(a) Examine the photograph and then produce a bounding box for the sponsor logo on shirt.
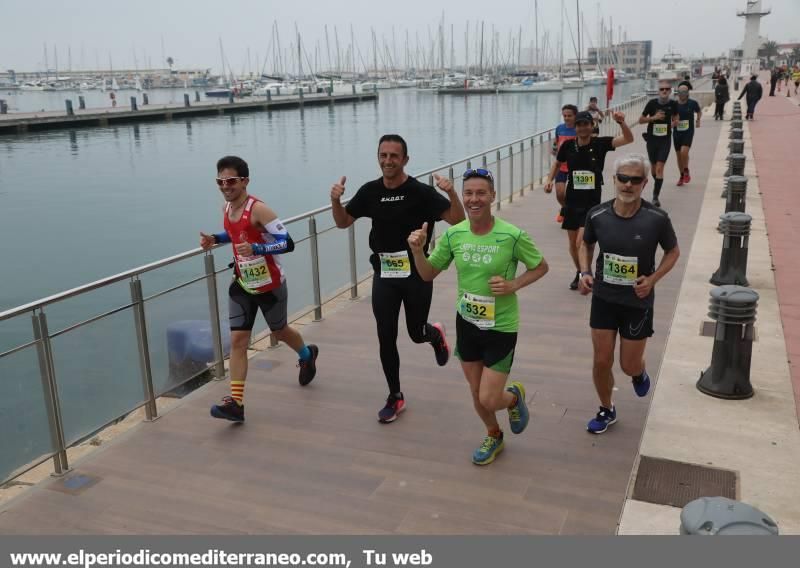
[380,196,405,203]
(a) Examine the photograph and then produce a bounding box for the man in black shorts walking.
[639,80,679,207]
[545,110,633,289]
[330,134,465,423]
[578,153,680,434]
[673,85,702,186]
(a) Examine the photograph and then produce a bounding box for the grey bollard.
[130,96,138,111]
[728,139,744,154]
[710,212,751,287]
[725,176,747,213]
[195,91,200,102]
[65,99,74,116]
[729,128,744,140]
[78,96,86,110]
[696,286,758,399]
[730,119,743,130]
[680,497,778,534]
[183,94,191,107]
[0,99,7,114]
[728,154,745,176]
[142,93,149,105]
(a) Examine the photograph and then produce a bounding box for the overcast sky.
[2,0,798,73]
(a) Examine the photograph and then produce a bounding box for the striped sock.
[230,380,245,405]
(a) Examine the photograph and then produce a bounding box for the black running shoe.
[297,344,319,386]
[210,396,245,422]
[431,322,449,366]
[569,271,580,290]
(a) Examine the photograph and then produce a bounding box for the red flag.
[606,67,615,107]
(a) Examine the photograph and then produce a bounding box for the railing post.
[482,155,487,169]
[130,279,157,421]
[520,141,526,196]
[309,217,323,321]
[428,174,437,246]
[539,134,544,184]
[530,138,535,191]
[348,224,358,299]
[547,131,553,168]
[31,310,69,477]
[508,146,514,203]
[204,254,227,378]
[496,150,502,210]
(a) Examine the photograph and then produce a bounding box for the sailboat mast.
[577,0,582,78]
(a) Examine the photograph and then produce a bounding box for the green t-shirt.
[428,217,543,333]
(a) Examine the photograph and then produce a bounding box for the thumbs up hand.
[433,173,454,194]
[408,222,429,253]
[330,176,346,202]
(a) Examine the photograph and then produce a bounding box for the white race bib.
[572,170,596,190]
[458,293,496,329]
[237,256,273,290]
[677,120,690,132]
[652,123,669,137]
[379,251,411,278]
[603,253,638,286]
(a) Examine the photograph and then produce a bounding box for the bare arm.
[544,160,561,191]
[578,240,596,295]
[330,176,356,228]
[611,111,634,148]
[651,245,680,285]
[433,174,466,225]
[408,222,441,282]
[490,259,549,295]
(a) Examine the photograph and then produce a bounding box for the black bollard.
[130,97,138,111]
[184,94,190,108]
[142,93,149,105]
[65,99,74,116]
[729,128,744,140]
[730,119,743,130]
[697,286,758,400]
[681,497,778,534]
[710,212,751,287]
[78,96,86,110]
[725,176,747,213]
[728,139,745,154]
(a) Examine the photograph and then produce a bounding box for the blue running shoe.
[298,344,320,386]
[506,382,529,434]
[632,370,651,397]
[472,433,505,465]
[587,406,616,434]
[378,393,406,423]
[211,396,245,422]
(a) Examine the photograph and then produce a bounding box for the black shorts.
[561,206,591,231]
[555,171,569,183]
[673,130,694,150]
[590,294,653,340]
[646,137,671,164]
[455,313,517,374]
[228,279,288,332]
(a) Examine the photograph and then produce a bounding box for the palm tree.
[759,41,780,67]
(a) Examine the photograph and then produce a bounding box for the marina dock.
[0,91,378,134]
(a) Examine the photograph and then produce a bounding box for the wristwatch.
[580,271,592,277]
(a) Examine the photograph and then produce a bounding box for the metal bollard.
[725,176,747,213]
[728,153,746,176]
[78,96,86,110]
[130,96,138,111]
[184,94,191,107]
[681,497,778,534]
[728,139,744,154]
[65,99,74,116]
[142,93,149,105]
[710,212,751,287]
[729,128,744,140]
[195,91,200,102]
[696,285,758,399]
[730,119,743,130]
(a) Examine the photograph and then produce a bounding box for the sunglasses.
[462,168,494,182]
[659,88,672,92]
[216,177,245,187]
[616,173,645,185]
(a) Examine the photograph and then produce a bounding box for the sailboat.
[562,0,584,89]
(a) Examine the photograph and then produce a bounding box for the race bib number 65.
[379,251,411,278]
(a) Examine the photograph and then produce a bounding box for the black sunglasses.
[616,173,645,185]
[659,87,672,92]
[462,168,494,182]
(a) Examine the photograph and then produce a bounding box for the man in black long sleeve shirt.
[738,75,763,120]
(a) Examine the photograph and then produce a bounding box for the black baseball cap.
[575,111,594,124]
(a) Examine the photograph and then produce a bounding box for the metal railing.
[0,93,648,484]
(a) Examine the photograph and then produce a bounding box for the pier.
[0,91,378,134]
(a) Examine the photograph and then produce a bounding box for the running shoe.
[297,344,319,386]
[587,406,617,434]
[472,433,505,465]
[684,171,691,184]
[676,176,685,187]
[506,382,530,434]
[569,271,580,290]
[210,396,245,422]
[378,393,406,423]
[632,370,651,397]
[431,322,450,366]
[652,197,661,208]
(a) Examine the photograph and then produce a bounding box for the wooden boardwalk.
[0,117,722,534]
[0,92,378,134]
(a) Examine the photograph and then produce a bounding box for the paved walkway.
[0,109,723,534]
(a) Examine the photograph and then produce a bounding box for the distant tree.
[791,47,800,66]
[759,41,780,67]
[166,56,174,70]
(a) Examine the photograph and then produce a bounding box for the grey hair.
[614,153,651,177]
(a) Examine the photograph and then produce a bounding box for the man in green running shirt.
[408,168,549,465]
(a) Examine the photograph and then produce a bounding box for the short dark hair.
[562,104,578,115]
[378,134,408,157]
[216,156,249,177]
[750,75,758,81]
[589,96,598,102]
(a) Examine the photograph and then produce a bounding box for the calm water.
[0,83,647,480]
